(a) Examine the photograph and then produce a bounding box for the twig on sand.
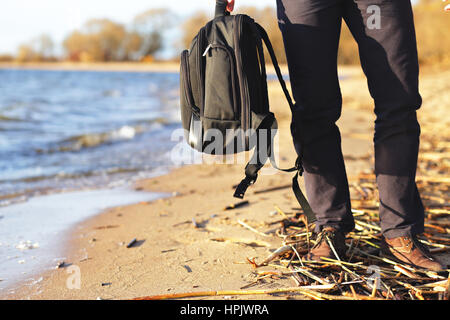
[224,201,249,211]
[126,238,137,248]
[132,284,377,301]
[237,220,270,238]
[248,245,293,268]
[274,205,289,219]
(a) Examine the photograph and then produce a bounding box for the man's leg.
[276,0,355,234]
[343,0,424,238]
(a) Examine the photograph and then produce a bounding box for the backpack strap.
[233,112,278,199]
[291,160,317,223]
[254,23,295,112]
[234,21,316,223]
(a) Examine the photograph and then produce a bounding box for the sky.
[0,0,277,56]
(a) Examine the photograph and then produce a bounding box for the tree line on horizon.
[0,8,174,63]
[0,0,448,66]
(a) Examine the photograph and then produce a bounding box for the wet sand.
[2,66,449,300]
[0,187,166,292]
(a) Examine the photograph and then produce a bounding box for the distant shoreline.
[0,61,181,73]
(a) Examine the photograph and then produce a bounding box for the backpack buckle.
[233,175,257,199]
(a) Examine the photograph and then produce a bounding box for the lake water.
[0,69,182,205]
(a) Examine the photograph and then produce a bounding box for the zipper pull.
[202,44,212,57]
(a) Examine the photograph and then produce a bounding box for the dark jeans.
[276,0,424,238]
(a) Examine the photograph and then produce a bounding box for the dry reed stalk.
[133,285,343,301]
[252,245,293,267]
[293,267,331,285]
[355,220,381,231]
[237,219,270,238]
[418,238,450,249]
[370,277,379,298]
[445,274,450,300]
[424,223,447,233]
[350,285,358,299]
[417,279,449,289]
[341,292,384,300]
[325,236,342,261]
[274,205,289,219]
[290,267,305,286]
[394,265,419,279]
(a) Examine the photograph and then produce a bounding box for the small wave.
[0,167,145,207]
[34,117,170,154]
[35,125,144,154]
[49,126,138,153]
[0,115,23,122]
[0,167,142,184]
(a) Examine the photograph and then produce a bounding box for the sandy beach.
[2,65,449,300]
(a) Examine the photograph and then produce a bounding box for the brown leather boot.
[381,235,445,271]
[303,227,347,261]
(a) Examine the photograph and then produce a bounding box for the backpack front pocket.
[203,44,239,121]
[180,50,200,134]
